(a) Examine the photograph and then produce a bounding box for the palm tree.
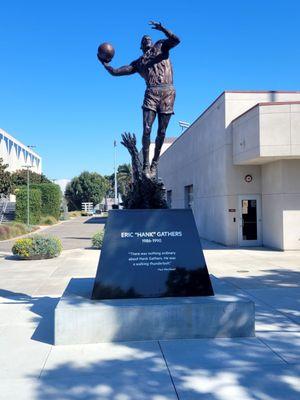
[117,163,132,197]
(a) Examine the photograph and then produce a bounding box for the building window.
[184,185,193,209]
[167,190,172,208]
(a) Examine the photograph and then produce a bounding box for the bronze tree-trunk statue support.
[120,132,168,209]
[99,21,180,208]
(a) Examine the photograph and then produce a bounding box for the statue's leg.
[150,113,172,175]
[142,109,156,173]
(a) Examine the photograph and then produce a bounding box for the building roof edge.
[231,101,300,124]
[160,91,226,159]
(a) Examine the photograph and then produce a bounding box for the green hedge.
[31,183,61,220]
[15,188,42,225]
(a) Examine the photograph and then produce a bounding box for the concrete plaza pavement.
[0,226,299,399]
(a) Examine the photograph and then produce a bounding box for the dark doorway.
[241,199,257,240]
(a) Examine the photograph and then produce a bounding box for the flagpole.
[114,140,118,206]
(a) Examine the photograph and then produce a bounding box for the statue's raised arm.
[149,21,180,51]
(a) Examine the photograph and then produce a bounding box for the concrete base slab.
[54,278,255,345]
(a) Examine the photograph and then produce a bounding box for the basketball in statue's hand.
[97,43,115,63]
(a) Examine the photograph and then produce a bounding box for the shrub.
[12,235,62,259]
[0,225,10,240]
[15,188,41,225]
[31,183,62,220]
[68,211,82,218]
[40,215,58,225]
[10,222,28,229]
[0,223,37,241]
[92,231,105,249]
[7,222,28,237]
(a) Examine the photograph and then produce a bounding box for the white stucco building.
[159,91,300,250]
[0,128,42,174]
[139,137,176,165]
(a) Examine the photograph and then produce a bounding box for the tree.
[104,164,132,199]
[11,169,51,189]
[65,171,110,210]
[117,163,132,198]
[0,158,12,196]
[104,174,114,198]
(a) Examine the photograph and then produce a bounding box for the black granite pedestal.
[92,209,214,299]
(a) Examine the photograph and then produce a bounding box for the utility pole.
[114,140,118,206]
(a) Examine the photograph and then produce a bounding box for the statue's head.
[140,35,152,52]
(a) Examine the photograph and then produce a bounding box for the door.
[238,195,262,246]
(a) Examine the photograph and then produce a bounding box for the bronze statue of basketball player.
[99,21,180,177]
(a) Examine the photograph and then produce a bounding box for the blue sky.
[1,1,300,180]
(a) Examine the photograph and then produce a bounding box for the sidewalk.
[0,242,299,399]
[0,216,106,253]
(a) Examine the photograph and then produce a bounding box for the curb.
[0,219,68,243]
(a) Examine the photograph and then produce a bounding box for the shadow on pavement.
[64,237,93,240]
[0,269,299,399]
[4,254,20,260]
[0,288,59,345]
[84,217,107,224]
[31,350,178,400]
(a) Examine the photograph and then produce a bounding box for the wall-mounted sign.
[245,174,253,183]
[228,209,236,212]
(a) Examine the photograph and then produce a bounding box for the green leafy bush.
[12,235,62,259]
[15,188,41,225]
[40,215,58,225]
[31,183,62,220]
[91,231,105,249]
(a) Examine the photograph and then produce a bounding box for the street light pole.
[22,165,33,227]
[114,140,118,206]
[27,167,30,226]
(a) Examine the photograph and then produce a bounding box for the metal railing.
[0,197,9,224]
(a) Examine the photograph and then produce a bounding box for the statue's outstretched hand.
[149,21,164,31]
[97,53,110,67]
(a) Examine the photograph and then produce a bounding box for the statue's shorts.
[142,84,175,114]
